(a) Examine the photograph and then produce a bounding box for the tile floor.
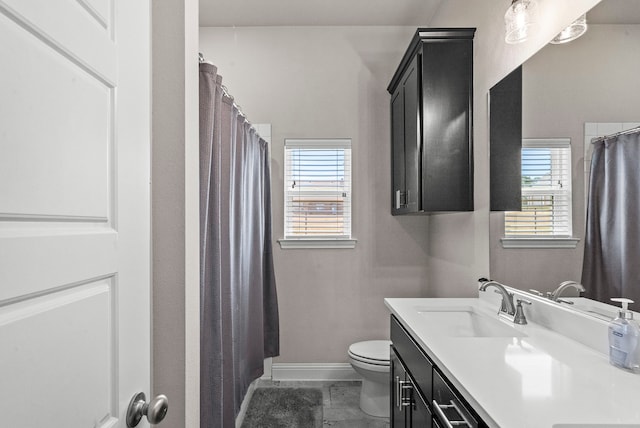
[254,379,390,427]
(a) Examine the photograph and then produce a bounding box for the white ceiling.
[199,0,443,27]
[199,0,640,27]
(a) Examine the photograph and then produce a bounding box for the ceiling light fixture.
[550,14,587,44]
[504,0,538,44]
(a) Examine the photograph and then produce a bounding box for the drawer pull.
[395,377,410,408]
[397,379,412,409]
[433,399,474,428]
[400,381,413,407]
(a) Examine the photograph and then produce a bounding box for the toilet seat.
[348,340,391,366]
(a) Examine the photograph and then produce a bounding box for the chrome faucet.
[550,280,585,303]
[479,280,516,316]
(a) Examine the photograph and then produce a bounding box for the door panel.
[391,348,407,427]
[0,12,112,218]
[0,1,150,427]
[0,280,114,426]
[410,384,432,428]
[77,0,112,30]
[391,86,405,214]
[403,55,420,213]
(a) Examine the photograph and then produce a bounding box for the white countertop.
[385,297,640,428]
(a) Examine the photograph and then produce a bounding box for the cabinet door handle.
[432,399,474,428]
[395,376,411,409]
[395,190,401,209]
[397,380,412,409]
[400,381,413,408]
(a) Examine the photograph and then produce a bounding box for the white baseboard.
[271,363,361,381]
[261,357,273,379]
[235,379,258,428]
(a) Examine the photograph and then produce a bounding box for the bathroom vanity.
[391,315,484,427]
[386,290,640,428]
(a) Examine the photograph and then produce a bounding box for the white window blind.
[284,139,352,239]
[505,139,572,237]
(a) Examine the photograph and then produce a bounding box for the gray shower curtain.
[582,130,640,312]
[199,62,279,428]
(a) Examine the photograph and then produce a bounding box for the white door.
[0,1,152,427]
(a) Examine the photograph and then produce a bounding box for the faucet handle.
[514,299,532,325]
[529,289,551,298]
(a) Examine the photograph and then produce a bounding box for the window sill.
[501,237,580,249]
[278,238,357,249]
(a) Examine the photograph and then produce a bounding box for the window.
[502,138,578,248]
[280,139,355,249]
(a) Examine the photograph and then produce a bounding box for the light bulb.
[550,14,587,44]
[505,0,538,44]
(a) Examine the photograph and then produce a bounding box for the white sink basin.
[417,306,526,338]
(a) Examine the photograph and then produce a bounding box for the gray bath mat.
[241,387,323,428]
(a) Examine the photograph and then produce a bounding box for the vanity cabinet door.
[409,383,432,428]
[391,347,433,428]
[390,316,433,404]
[390,348,409,428]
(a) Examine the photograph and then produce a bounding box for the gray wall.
[198,1,599,365]
[200,26,431,363]
[490,24,640,292]
[152,0,200,426]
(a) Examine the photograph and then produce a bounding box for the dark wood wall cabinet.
[390,315,487,428]
[489,66,523,212]
[388,28,475,215]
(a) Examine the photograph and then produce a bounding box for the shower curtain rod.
[198,53,249,119]
[198,54,267,140]
[592,125,640,143]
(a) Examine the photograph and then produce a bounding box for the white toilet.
[348,340,392,418]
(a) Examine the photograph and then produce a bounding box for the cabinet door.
[391,55,421,215]
[409,379,432,428]
[489,65,522,211]
[390,348,408,427]
[391,85,406,215]
[403,54,421,213]
[421,39,473,211]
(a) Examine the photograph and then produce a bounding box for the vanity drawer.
[391,315,433,404]
[432,368,478,428]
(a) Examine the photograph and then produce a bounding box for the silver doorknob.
[126,392,168,427]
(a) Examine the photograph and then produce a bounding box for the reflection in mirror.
[489,0,640,308]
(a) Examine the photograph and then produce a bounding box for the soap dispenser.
[608,298,640,373]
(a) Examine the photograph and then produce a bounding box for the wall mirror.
[488,0,640,309]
